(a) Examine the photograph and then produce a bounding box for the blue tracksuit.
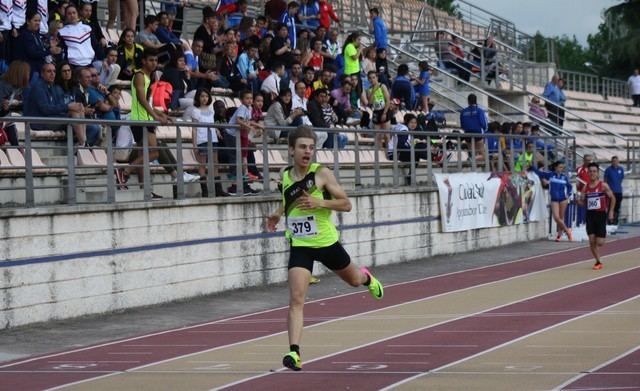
[604,165,624,193]
[460,105,487,134]
[532,166,572,202]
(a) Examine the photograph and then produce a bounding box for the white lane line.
[186,330,270,333]
[3,242,597,370]
[526,345,614,349]
[122,344,208,348]
[553,345,640,391]
[384,353,432,356]
[331,361,430,365]
[388,345,478,348]
[379,294,640,391]
[433,330,518,333]
[42,248,640,391]
[46,361,140,364]
[106,352,152,355]
[214,265,640,391]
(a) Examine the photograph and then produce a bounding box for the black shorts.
[586,210,607,238]
[289,241,351,273]
[131,126,157,144]
[372,109,389,125]
[460,133,483,143]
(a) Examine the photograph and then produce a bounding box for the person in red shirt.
[578,162,615,270]
[575,154,593,226]
[318,0,342,30]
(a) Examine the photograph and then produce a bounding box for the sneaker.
[243,183,260,195]
[282,351,302,371]
[555,232,562,242]
[115,168,129,190]
[182,172,200,183]
[309,275,320,284]
[151,192,163,200]
[247,172,261,181]
[227,184,238,196]
[361,267,384,300]
[592,263,603,270]
[566,228,573,242]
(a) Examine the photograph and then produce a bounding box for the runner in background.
[578,162,615,270]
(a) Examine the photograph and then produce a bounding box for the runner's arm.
[603,183,616,220]
[316,167,351,212]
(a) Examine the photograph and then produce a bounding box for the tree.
[421,0,458,16]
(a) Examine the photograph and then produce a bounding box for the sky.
[458,0,623,46]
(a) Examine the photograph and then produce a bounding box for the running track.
[1,236,639,391]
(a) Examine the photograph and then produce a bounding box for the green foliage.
[422,0,458,16]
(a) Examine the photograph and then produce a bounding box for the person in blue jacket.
[529,160,573,241]
[460,93,487,161]
[604,156,624,224]
[369,7,387,50]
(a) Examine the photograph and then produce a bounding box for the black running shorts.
[586,210,607,238]
[289,241,351,273]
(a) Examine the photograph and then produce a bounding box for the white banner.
[434,172,546,232]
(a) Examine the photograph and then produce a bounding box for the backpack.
[148,80,173,113]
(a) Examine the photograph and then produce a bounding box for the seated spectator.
[450,35,471,82]
[59,5,96,67]
[135,15,173,63]
[79,2,107,61]
[319,87,346,149]
[188,39,228,90]
[155,11,190,53]
[264,0,286,27]
[161,53,193,111]
[514,142,541,172]
[116,28,144,81]
[324,28,340,66]
[98,47,121,86]
[301,66,315,97]
[388,113,430,182]
[529,124,555,159]
[217,41,241,89]
[236,43,261,93]
[14,11,61,80]
[470,36,498,84]
[188,91,229,197]
[485,121,503,171]
[331,78,359,125]
[435,31,455,70]
[306,39,325,72]
[193,7,224,56]
[55,61,78,105]
[361,46,377,82]
[260,61,285,105]
[74,67,102,146]
[391,64,415,110]
[312,68,332,91]
[24,63,86,145]
[259,32,274,69]
[288,61,303,90]
[0,60,30,147]
[269,23,294,68]
[528,96,547,125]
[264,88,305,141]
[459,93,487,161]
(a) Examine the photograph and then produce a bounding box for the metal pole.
[66,124,76,205]
[333,131,340,181]
[235,129,243,195]
[207,127,215,198]
[374,134,380,186]
[106,126,115,203]
[175,124,185,199]
[24,122,34,207]
[354,131,361,187]
[142,126,151,202]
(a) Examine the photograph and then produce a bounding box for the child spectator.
[415,60,430,114]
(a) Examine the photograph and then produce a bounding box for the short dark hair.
[288,1,299,9]
[144,15,157,27]
[369,7,379,15]
[239,89,253,99]
[288,125,317,147]
[404,113,416,124]
[588,162,600,170]
[611,155,619,161]
[397,64,409,76]
[157,11,168,19]
[142,48,158,60]
[468,93,477,105]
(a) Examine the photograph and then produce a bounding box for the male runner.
[578,162,615,270]
[266,125,384,371]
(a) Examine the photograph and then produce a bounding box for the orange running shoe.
[592,263,603,270]
[566,229,573,242]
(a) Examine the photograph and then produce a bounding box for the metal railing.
[0,116,573,209]
[558,70,630,98]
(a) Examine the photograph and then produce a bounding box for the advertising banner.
[434,172,546,232]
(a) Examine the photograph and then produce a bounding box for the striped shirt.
[0,0,13,32]
[59,22,95,66]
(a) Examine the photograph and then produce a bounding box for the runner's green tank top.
[130,71,153,121]
[368,85,386,111]
[282,163,339,248]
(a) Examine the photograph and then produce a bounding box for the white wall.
[2,180,638,329]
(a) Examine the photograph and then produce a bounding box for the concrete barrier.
[2,180,638,329]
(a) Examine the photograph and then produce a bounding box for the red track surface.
[1,237,638,391]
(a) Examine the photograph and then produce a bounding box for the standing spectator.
[361,46,377,84]
[460,93,487,160]
[628,68,640,107]
[306,39,324,72]
[325,28,341,66]
[557,77,567,127]
[193,7,222,56]
[225,89,262,195]
[342,32,362,90]
[0,0,12,69]
[366,70,391,148]
[270,23,294,68]
[415,60,430,113]
[120,0,138,31]
[160,53,192,110]
[0,60,30,146]
[375,48,391,86]
[318,87,346,148]
[369,7,387,50]
[188,91,228,197]
[318,0,341,30]
[298,0,319,30]
[576,154,593,226]
[280,1,299,49]
[604,156,624,225]
[542,74,562,130]
[79,2,106,61]
[59,5,95,67]
[226,0,248,29]
[391,63,415,110]
[24,63,87,145]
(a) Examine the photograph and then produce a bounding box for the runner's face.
[588,167,599,181]
[291,137,315,168]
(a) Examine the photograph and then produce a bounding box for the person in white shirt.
[260,62,285,103]
[292,80,328,146]
[628,68,640,107]
[59,5,95,67]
